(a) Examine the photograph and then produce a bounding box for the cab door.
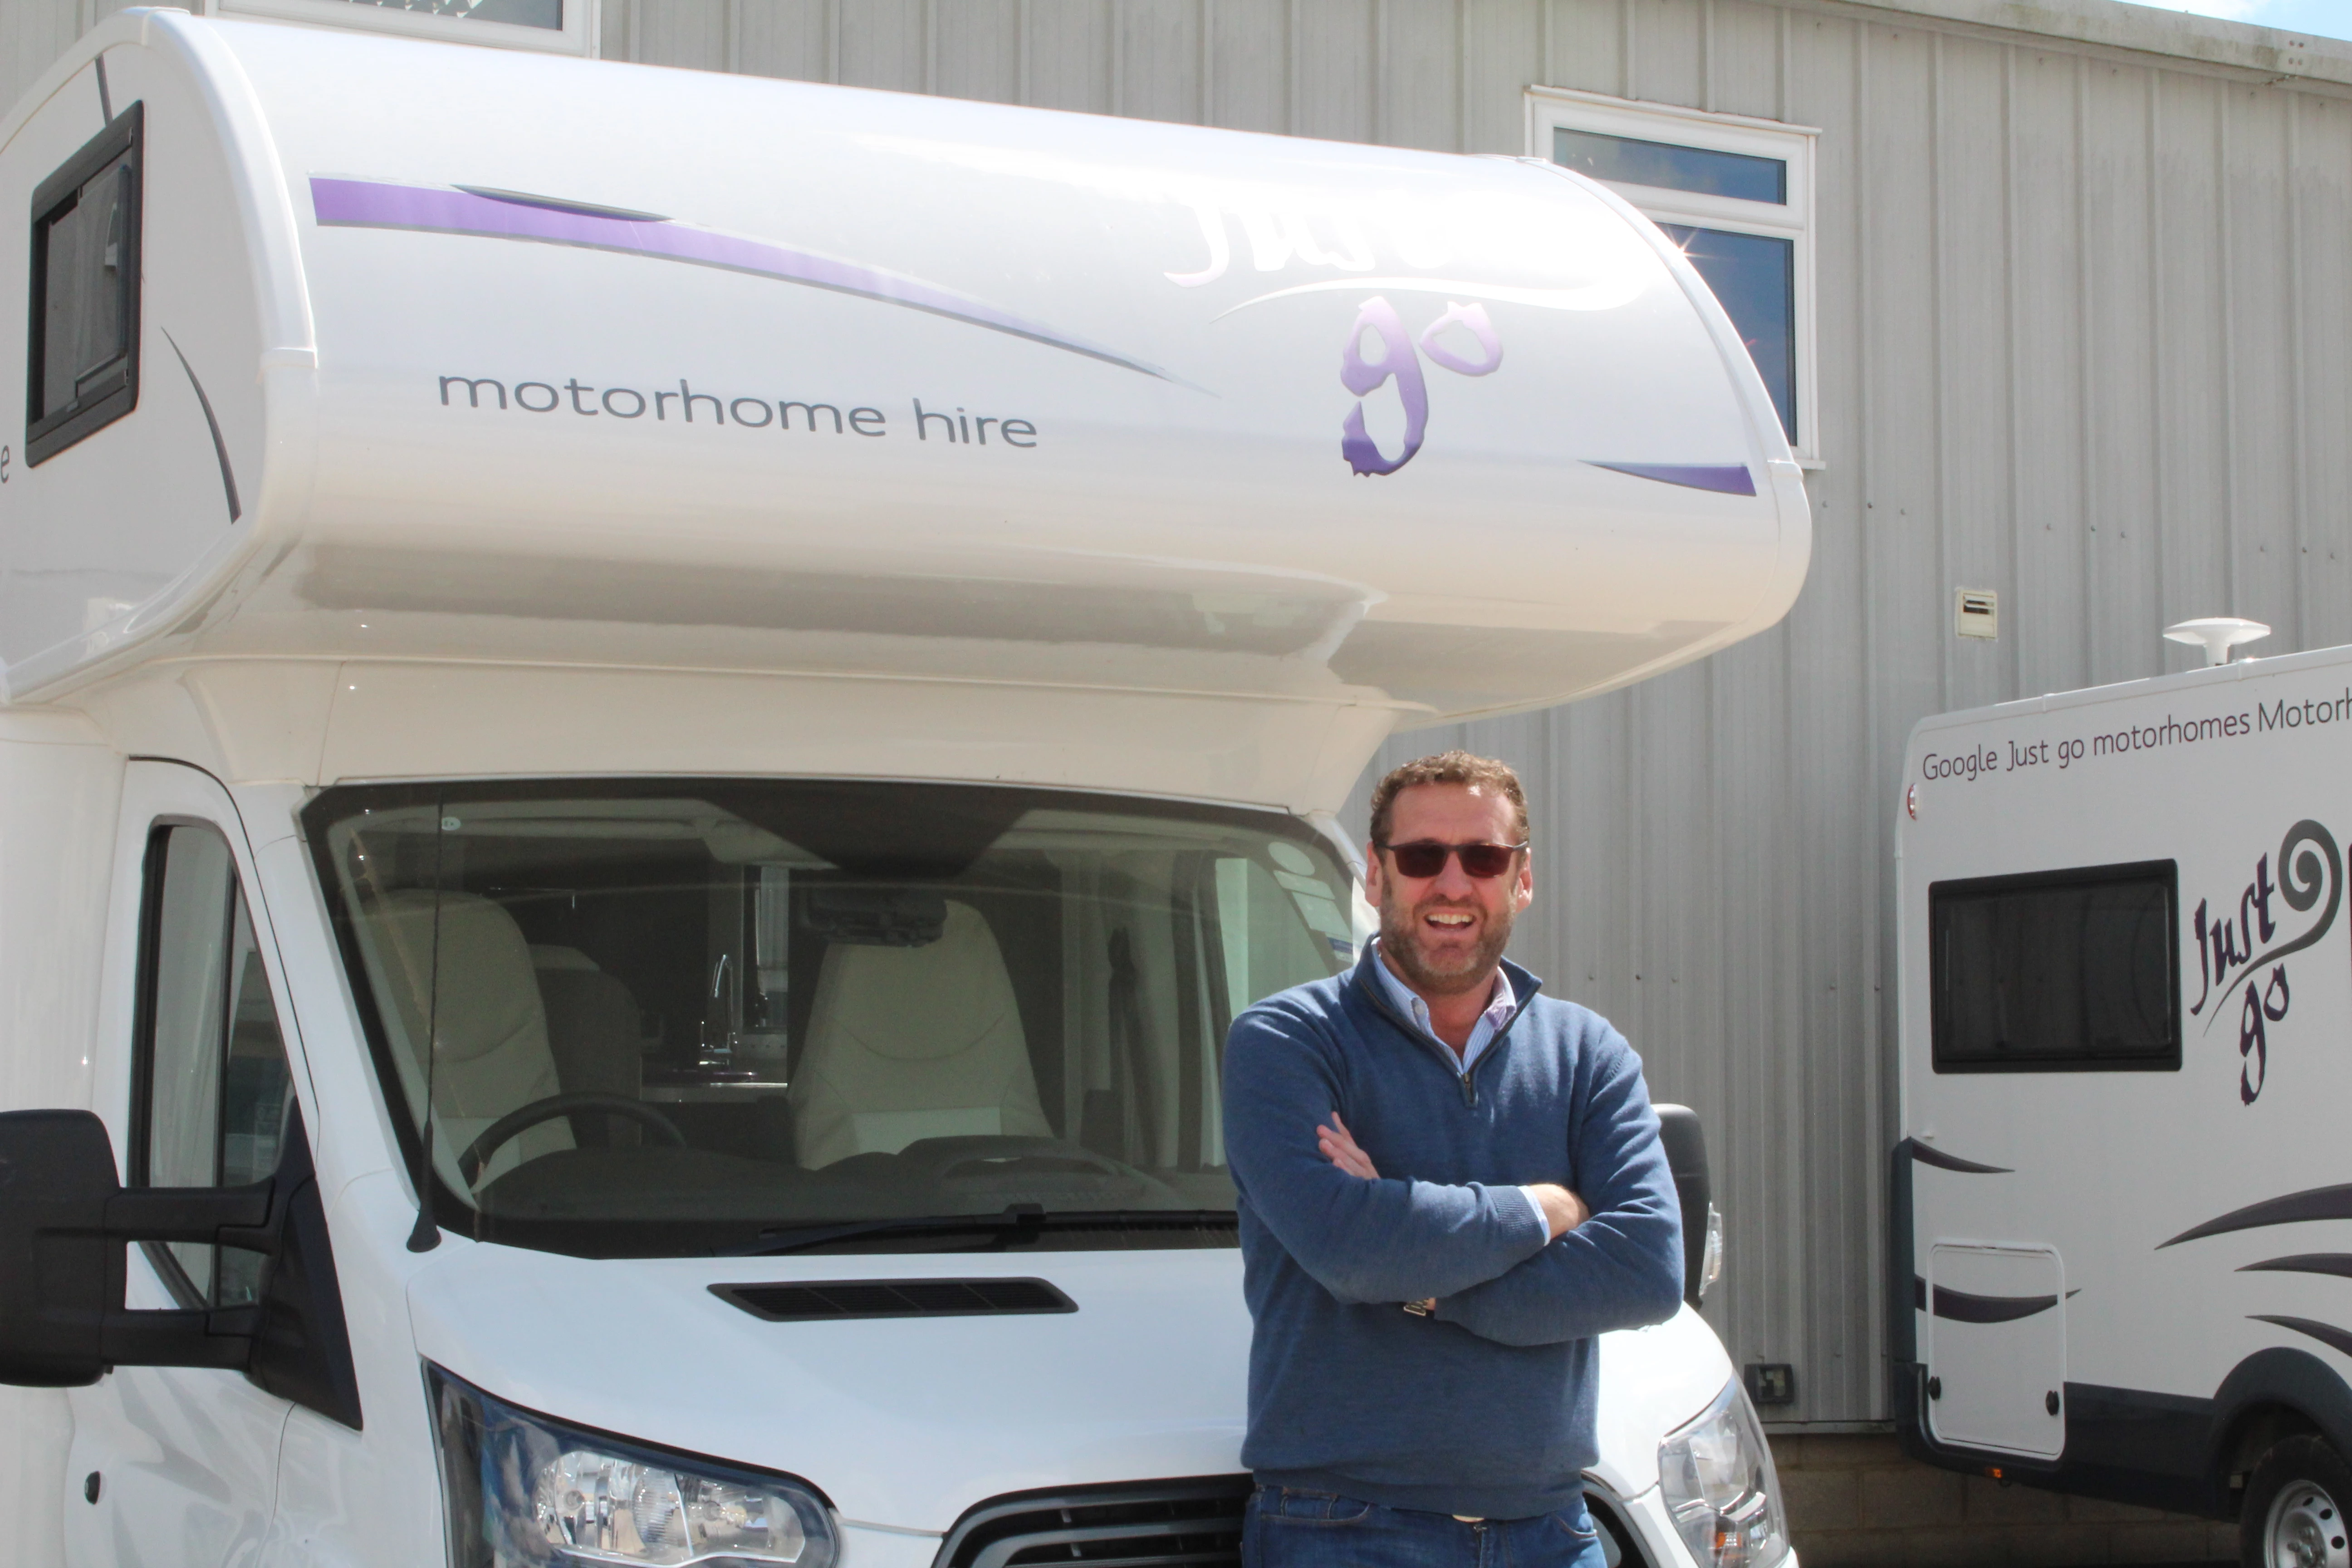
[63,762,307,1568]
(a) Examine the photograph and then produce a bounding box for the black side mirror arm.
[108,1181,274,1244]
[99,1180,275,1369]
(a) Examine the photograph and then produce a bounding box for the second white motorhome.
[0,12,1808,1568]
[1897,637,2352,1567]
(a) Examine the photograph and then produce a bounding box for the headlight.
[1656,1377,1787,1568]
[429,1364,839,1568]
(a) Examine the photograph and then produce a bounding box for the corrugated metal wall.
[8,0,2351,1427]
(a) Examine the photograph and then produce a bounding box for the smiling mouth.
[1425,911,1477,929]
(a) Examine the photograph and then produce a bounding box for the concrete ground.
[1769,1434,2239,1567]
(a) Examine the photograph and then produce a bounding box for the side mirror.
[0,1109,271,1385]
[1654,1104,1724,1308]
[0,1109,360,1427]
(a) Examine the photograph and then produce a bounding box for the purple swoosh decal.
[2251,1314,2352,1361]
[309,176,1173,381]
[1586,461,1756,496]
[1908,1143,2012,1175]
[2160,1182,2352,1248]
[456,186,671,222]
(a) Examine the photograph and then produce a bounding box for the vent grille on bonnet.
[935,1478,1252,1568]
[710,1277,1075,1322]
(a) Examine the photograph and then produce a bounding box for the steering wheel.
[460,1092,686,1185]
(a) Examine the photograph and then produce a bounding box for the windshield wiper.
[722,1205,1237,1257]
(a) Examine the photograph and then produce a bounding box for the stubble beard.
[1378,884,1516,997]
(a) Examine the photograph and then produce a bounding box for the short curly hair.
[1367,751,1529,848]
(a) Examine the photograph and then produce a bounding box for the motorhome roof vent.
[934,1476,1252,1568]
[2164,617,2271,667]
[710,1276,1074,1322]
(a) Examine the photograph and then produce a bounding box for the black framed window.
[27,102,142,466]
[1930,860,2180,1073]
[128,823,298,1308]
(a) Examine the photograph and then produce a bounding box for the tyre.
[2243,1435,2352,1568]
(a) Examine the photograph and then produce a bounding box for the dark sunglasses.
[1376,840,1528,879]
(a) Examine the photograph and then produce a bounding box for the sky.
[2165,1,2352,39]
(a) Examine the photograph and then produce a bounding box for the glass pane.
[313,783,1358,1255]
[322,0,562,28]
[1215,854,1347,1022]
[1657,223,1796,445]
[1553,127,1786,204]
[37,154,133,420]
[1932,867,2176,1070]
[144,826,236,1289]
[217,888,296,1307]
[139,825,299,1305]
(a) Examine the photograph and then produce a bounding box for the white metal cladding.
[10,0,2352,1428]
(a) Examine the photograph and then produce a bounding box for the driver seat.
[791,900,1050,1166]
[367,890,573,1186]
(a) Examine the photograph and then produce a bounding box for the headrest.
[816,901,1015,1063]
[369,890,548,1065]
[529,944,602,972]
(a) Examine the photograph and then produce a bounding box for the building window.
[1526,88,1817,464]
[1929,862,2180,1074]
[27,103,141,467]
[211,0,594,56]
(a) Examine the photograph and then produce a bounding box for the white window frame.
[194,0,596,57]
[1525,86,1820,467]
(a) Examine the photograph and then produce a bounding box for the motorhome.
[1896,630,2352,1565]
[0,12,1809,1568]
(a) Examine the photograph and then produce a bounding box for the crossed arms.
[1318,1111,1583,1313]
[1222,1006,1685,1347]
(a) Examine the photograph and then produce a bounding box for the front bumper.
[1592,1481,1799,1568]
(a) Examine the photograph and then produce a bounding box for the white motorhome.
[0,13,1809,1568]
[1896,636,2352,1564]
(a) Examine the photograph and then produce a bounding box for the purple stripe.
[2251,1314,2352,1362]
[309,176,1171,380]
[1586,461,1756,496]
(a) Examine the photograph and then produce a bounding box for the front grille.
[935,1477,1253,1568]
[711,1277,1075,1322]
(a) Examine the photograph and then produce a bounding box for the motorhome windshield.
[303,780,1355,1257]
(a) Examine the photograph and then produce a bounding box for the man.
[1221,750,1684,1568]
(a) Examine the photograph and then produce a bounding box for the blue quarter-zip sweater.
[1222,947,1684,1520]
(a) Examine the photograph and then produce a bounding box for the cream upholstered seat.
[529,944,643,1107]
[790,899,1050,1167]
[367,889,572,1185]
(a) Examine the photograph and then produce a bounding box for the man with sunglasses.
[1222,751,1684,1568]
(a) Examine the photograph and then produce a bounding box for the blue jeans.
[1242,1487,1608,1568]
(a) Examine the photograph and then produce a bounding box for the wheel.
[459,1092,686,1185]
[2243,1435,2352,1568]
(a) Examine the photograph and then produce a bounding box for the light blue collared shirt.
[1368,940,1520,1077]
[1367,941,1550,1237]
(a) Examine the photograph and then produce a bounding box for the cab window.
[132,823,298,1307]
